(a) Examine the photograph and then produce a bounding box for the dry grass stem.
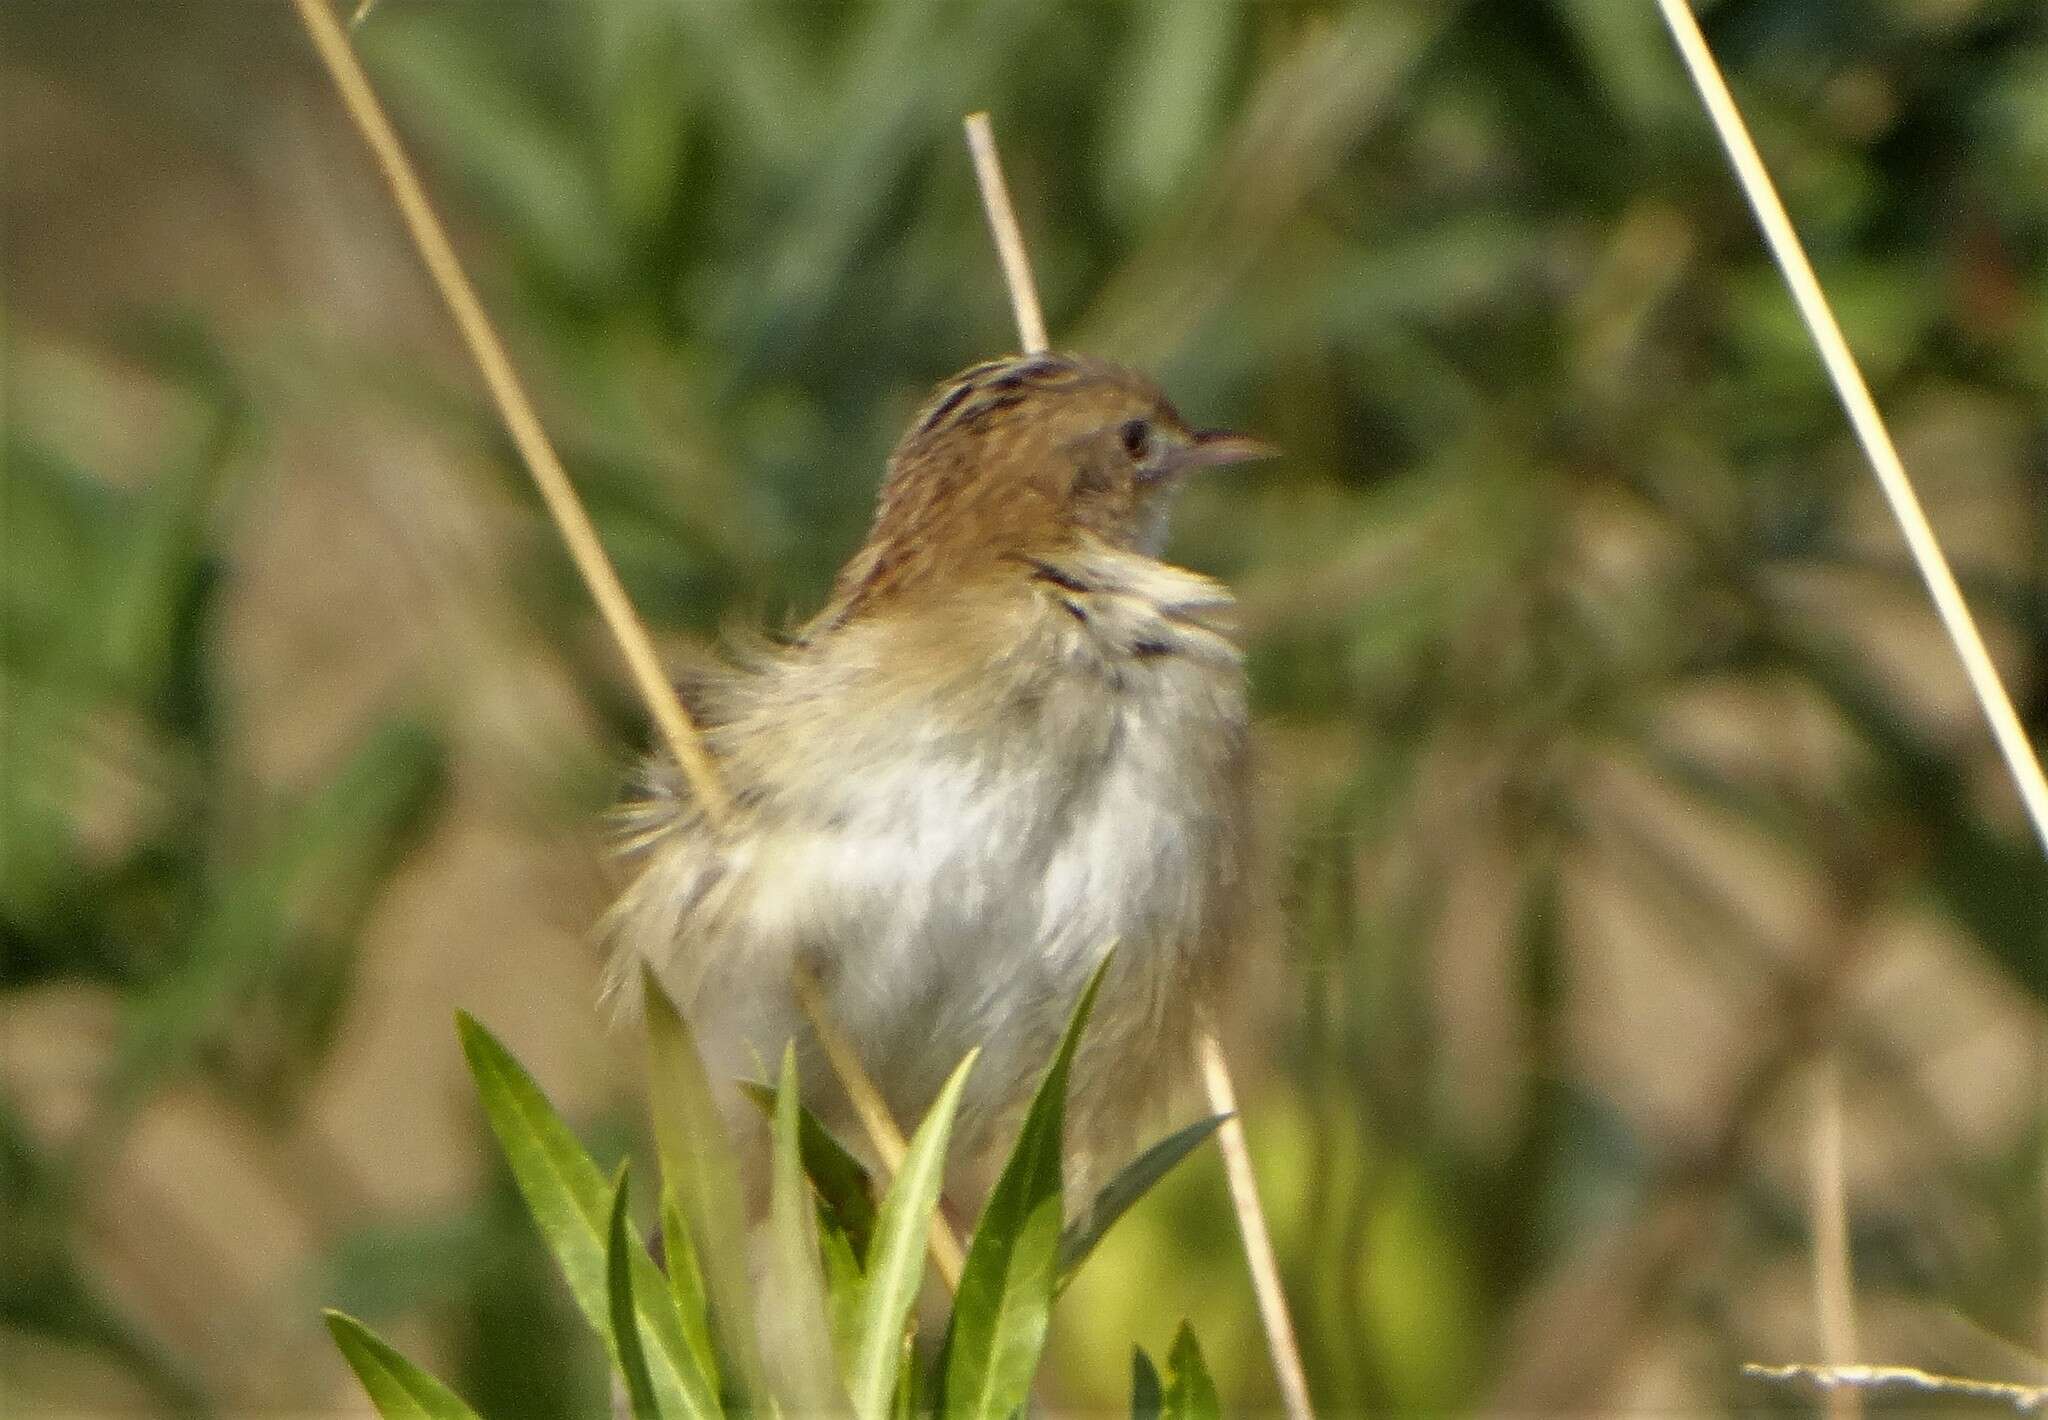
[1655,0,2048,858]
[292,0,959,1283]
[1745,1363,2048,1413]
[964,112,1315,1420]
[963,113,1049,355]
[1200,1032,1317,1420]
[289,0,729,825]
[1811,1058,1862,1420]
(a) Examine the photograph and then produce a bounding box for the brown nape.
[813,353,1209,628]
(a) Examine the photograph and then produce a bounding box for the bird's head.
[824,353,1271,621]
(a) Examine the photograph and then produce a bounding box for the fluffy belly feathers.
[610,562,1249,1170]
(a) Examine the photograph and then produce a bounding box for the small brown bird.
[607,352,1269,1183]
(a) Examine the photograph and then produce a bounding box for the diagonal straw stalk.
[963,108,1316,1420]
[288,0,959,1282]
[289,0,725,823]
[1656,0,2048,1397]
[1655,0,2048,860]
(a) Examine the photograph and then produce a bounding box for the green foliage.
[937,957,1105,1419]
[1131,1346,1165,1419]
[1129,1325,1221,1420]
[1162,1324,1223,1420]
[764,1045,841,1413]
[1057,1114,1230,1292]
[844,1050,973,1420]
[457,1014,717,1418]
[327,1312,484,1420]
[737,1081,879,1254]
[642,965,761,1404]
[338,968,1223,1417]
[607,1169,667,1420]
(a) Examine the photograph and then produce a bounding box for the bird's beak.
[1178,429,1278,470]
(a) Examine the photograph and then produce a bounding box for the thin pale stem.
[1811,1058,1862,1420]
[1201,1034,1316,1420]
[291,0,956,1286]
[964,113,1050,355]
[964,108,1314,1419]
[289,0,729,826]
[1655,0,2048,859]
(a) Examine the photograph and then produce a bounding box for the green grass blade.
[939,953,1112,1420]
[889,1324,920,1420]
[658,1187,718,1397]
[456,1011,611,1314]
[846,1048,978,1420]
[768,1045,846,1413]
[1130,1346,1164,1420]
[642,967,766,1404]
[324,1310,483,1420]
[736,1078,879,1257]
[1056,1114,1229,1291]
[1162,1323,1221,1420]
[456,1012,717,1419]
[816,1209,867,1380]
[608,1167,667,1420]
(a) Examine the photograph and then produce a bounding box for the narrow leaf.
[737,1078,879,1257]
[890,1326,920,1420]
[817,1209,868,1380]
[1130,1347,1164,1420]
[1057,1114,1229,1290]
[767,1045,846,1413]
[608,1168,667,1420]
[847,1049,978,1420]
[658,1188,718,1396]
[940,952,1113,1419]
[324,1311,483,1420]
[1162,1323,1221,1420]
[457,1013,716,1418]
[643,966,765,1403]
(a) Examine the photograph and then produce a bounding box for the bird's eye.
[1119,418,1153,461]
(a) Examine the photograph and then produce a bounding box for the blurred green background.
[5,0,2047,1413]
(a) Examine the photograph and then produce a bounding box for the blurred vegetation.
[4,0,2047,1414]
[2,311,447,1412]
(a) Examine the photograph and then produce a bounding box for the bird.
[605,351,1270,1189]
